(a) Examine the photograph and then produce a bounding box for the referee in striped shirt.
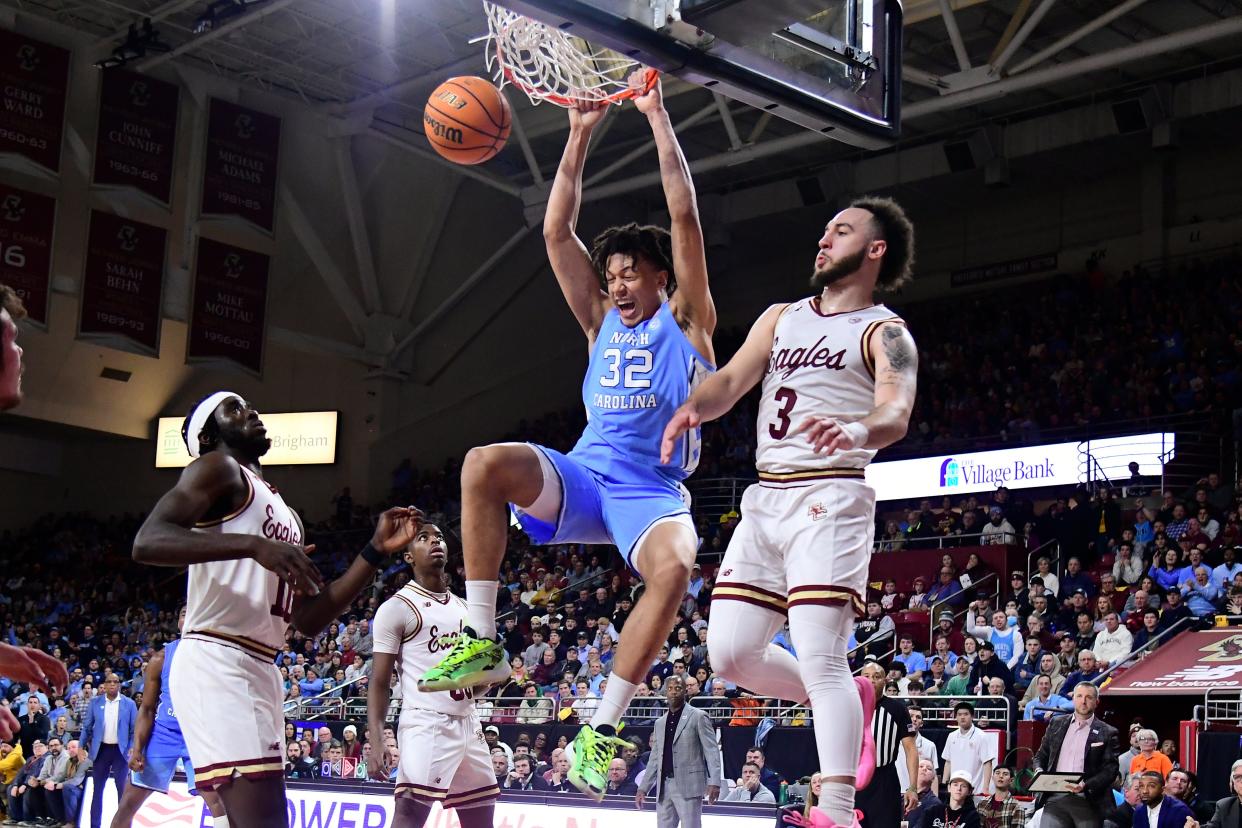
[857,661,919,828]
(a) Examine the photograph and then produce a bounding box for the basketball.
[423,76,511,165]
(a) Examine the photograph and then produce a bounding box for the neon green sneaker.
[563,724,630,801]
[416,627,510,692]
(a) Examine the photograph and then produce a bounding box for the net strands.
[481,1,658,106]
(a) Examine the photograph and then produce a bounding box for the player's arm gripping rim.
[365,649,398,781]
[128,650,165,772]
[634,72,717,352]
[132,452,324,594]
[793,322,918,453]
[660,303,787,463]
[543,99,610,344]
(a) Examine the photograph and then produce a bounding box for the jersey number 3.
[599,348,653,389]
[769,387,798,439]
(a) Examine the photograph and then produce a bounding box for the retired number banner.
[0,29,70,172]
[187,237,269,375]
[78,211,166,355]
[93,70,180,204]
[0,183,55,326]
[201,98,280,231]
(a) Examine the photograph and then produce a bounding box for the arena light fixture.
[94,18,171,69]
[193,0,270,35]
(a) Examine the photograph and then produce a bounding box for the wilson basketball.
[424,76,512,165]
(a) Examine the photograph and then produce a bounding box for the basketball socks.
[465,580,499,639]
[591,675,640,730]
[212,816,230,828]
[816,782,856,826]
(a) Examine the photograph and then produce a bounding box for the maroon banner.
[0,183,55,326]
[93,70,180,204]
[201,99,280,231]
[187,237,269,375]
[78,211,166,355]
[0,29,70,172]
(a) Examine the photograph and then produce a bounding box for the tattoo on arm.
[881,325,914,373]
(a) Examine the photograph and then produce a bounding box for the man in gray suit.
[636,675,723,828]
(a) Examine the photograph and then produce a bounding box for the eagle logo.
[1199,634,1242,663]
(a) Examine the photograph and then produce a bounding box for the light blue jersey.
[575,302,713,479]
[154,639,181,737]
[132,639,198,794]
[514,301,713,568]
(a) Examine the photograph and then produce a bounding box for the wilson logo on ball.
[424,114,464,145]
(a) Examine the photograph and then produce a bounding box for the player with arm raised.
[662,198,918,828]
[419,73,716,801]
[132,391,420,827]
[367,523,498,828]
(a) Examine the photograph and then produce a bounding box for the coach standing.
[81,672,135,828]
[637,675,722,828]
[1032,681,1118,828]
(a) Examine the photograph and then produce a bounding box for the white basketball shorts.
[396,707,499,809]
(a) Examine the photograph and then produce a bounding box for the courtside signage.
[83,780,777,828]
[865,432,1174,502]
[154,411,338,467]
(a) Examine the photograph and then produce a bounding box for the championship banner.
[0,28,70,172]
[78,210,166,355]
[0,183,56,326]
[200,98,280,231]
[187,236,269,375]
[93,69,180,204]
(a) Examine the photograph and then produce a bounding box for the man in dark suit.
[80,672,136,828]
[1134,771,1193,828]
[1033,681,1120,828]
[637,675,722,828]
[1190,758,1242,828]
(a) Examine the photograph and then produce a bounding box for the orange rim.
[494,36,658,106]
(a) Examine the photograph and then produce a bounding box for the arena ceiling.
[5,0,1241,194]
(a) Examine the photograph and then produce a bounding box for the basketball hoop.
[479,1,658,107]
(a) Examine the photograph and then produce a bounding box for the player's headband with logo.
[182,390,241,459]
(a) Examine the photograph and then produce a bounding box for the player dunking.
[109,607,227,828]
[662,198,918,828]
[368,523,498,828]
[419,73,716,800]
[133,391,420,827]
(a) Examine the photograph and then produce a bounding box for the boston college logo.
[234,113,255,140]
[808,502,828,521]
[16,44,39,72]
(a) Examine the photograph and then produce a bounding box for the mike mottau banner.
[187,236,270,375]
[0,28,70,173]
[93,69,180,204]
[0,183,56,327]
[78,210,167,356]
[201,98,281,232]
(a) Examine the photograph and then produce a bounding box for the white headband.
[183,390,240,458]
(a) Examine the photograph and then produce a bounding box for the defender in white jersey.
[662,198,919,828]
[368,523,498,828]
[133,391,420,827]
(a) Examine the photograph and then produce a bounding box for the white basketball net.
[480,1,655,106]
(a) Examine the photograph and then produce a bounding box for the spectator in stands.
[1098,573,1126,614]
[1073,612,1099,653]
[943,656,973,696]
[1023,674,1073,721]
[285,741,317,779]
[1108,772,1144,828]
[896,707,939,798]
[967,610,1023,669]
[5,739,46,825]
[1167,769,1214,822]
[942,702,995,796]
[16,697,48,757]
[50,738,90,824]
[1114,542,1146,588]
[924,770,981,828]
[722,762,775,804]
[604,758,638,797]
[924,657,948,695]
[976,765,1025,828]
[932,635,960,670]
[906,759,941,828]
[1151,548,1184,593]
[1056,635,1079,675]
[1124,587,1161,625]
[1130,730,1173,780]
[1013,636,1045,694]
[928,567,966,610]
[503,754,549,791]
[1188,757,1242,828]
[1032,682,1119,828]
[969,641,1014,695]
[879,579,904,612]
[1027,615,1057,653]
[1060,650,1102,697]
[1159,589,1194,633]
[1035,558,1060,602]
[1134,769,1194,827]
[516,683,553,724]
[894,635,928,682]
[961,636,980,666]
[854,601,896,660]
[982,509,1017,546]
[1093,612,1134,670]
[1182,566,1223,617]
[1213,547,1242,591]
[743,747,781,800]
[878,521,905,552]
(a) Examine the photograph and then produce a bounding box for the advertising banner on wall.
[93,69,180,204]
[154,411,338,467]
[186,236,270,375]
[77,210,166,355]
[201,98,280,231]
[0,28,70,172]
[1103,630,1242,695]
[0,183,55,326]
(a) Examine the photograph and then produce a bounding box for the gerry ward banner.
[78,211,166,355]
[187,236,269,375]
[0,183,55,326]
[201,98,280,231]
[93,69,180,204]
[0,28,70,172]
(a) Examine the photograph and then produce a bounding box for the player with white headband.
[133,391,422,826]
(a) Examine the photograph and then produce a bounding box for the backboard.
[493,0,903,149]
